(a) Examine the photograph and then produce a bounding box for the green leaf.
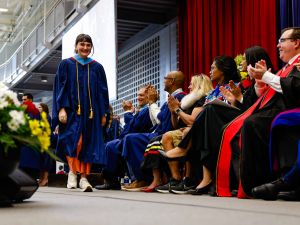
[0,134,17,148]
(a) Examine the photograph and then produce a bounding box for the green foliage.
[0,82,60,161]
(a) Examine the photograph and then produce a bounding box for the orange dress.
[66,135,91,175]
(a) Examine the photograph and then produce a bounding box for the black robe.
[217,59,300,198]
[240,66,300,196]
[178,82,256,179]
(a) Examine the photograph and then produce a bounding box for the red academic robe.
[216,55,300,198]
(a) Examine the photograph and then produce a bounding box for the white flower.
[0,97,9,109]
[4,91,20,106]
[7,120,20,131]
[7,110,26,132]
[0,82,20,107]
[9,110,26,126]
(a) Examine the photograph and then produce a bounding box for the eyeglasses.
[164,76,175,80]
[278,37,294,43]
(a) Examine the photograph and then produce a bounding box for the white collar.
[288,53,300,65]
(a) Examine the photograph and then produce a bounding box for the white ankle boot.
[79,177,93,192]
[67,171,77,189]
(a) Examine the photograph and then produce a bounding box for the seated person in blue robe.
[121,70,186,191]
[95,85,156,190]
[121,100,135,136]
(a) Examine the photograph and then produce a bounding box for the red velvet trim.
[143,151,161,157]
[216,98,260,197]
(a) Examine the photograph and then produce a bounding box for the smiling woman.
[53,33,110,193]
[75,41,93,58]
[62,0,117,100]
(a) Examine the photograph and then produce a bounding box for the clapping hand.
[146,85,158,104]
[248,60,270,80]
[168,95,180,112]
[122,100,134,112]
[219,86,236,104]
[219,80,242,105]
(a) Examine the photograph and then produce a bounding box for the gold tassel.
[77,105,81,115]
[89,109,93,119]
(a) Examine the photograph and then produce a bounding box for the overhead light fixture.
[0,8,8,12]
[41,76,48,83]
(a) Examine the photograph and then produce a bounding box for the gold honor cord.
[76,62,94,119]
[76,62,81,115]
[87,64,93,119]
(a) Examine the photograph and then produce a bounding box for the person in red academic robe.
[217,27,300,199]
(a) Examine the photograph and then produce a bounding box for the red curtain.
[178,0,278,90]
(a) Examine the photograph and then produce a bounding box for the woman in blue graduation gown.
[52,34,109,192]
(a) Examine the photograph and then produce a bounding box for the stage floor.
[1,187,300,225]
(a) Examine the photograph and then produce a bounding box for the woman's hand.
[59,108,67,124]
[219,86,236,104]
[54,125,59,135]
[229,80,242,102]
[101,115,106,127]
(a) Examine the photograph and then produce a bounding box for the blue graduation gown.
[104,119,122,143]
[119,112,134,139]
[52,57,109,164]
[104,106,153,172]
[19,112,42,171]
[122,92,186,180]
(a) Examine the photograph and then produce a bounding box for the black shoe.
[231,189,238,197]
[252,179,292,200]
[158,150,186,162]
[191,181,213,195]
[155,178,181,193]
[208,182,217,197]
[170,177,196,194]
[277,188,300,201]
[95,183,121,190]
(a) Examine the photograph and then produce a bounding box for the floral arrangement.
[0,82,57,159]
[234,54,248,80]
